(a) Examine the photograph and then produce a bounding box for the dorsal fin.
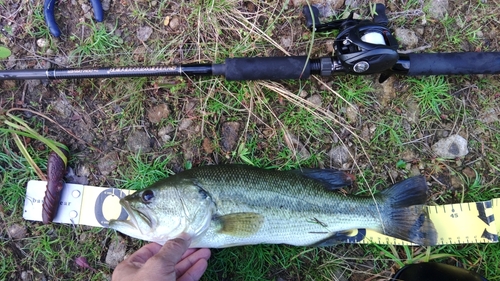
[289,168,354,190]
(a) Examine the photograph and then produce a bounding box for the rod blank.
[0,65,214,80]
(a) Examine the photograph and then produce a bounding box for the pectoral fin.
[215,212,264,237]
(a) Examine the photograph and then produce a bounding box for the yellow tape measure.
[23,181,500,245]
[430,200,497,244]
[356,199,500,245]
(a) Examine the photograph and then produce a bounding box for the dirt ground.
[1,0,500,280]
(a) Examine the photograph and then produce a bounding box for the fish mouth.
[116,199,153,230]
[108,199,138,229]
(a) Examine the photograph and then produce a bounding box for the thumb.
[129,238,191,280]
[150,236,192,268]
[136,236,192,280]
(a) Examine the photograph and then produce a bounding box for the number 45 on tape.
[23,180,500,245]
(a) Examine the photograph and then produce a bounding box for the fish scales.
[109,165,437,247]
[188,166,385,247]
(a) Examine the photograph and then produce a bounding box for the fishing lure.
[42,150,69,224]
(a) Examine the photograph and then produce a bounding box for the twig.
[6,108,102,153]
[398,44,432,54]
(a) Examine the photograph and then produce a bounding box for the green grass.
[371,116,406,146]
[406,76,452,118]
[25,1,52,39]
[69,21,123,65]
[0,241,18,280]
[0,131,46,213]
[333,76,375,106]
[203,245,341,280]
[234,136,322,170]
[20,225,112,280]
[355,242,500,279]
[117,153,174,190]
[280,103,329,137]
[432,1,496,52]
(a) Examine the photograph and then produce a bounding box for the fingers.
[112,243,162,280]
[125,243,163,265]
[150,236,192,267]
[129,238,192,280]
[178,259,209,281]
[175,248,211,277]
[113,236,210,281]
[181,248,198,259]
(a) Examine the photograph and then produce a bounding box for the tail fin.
[381,175,428,207]
[381,176,437,246]
[384,205,437,245]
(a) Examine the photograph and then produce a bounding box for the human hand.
[112,236,211,281]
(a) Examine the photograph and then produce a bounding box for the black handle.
[44,0,61,37]
[89,0,104,22]
[391,262,489,281]
[44,0,104,37]
[407,52,500,76]
[223,57,313,81]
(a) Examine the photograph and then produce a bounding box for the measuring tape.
[355,199,499,245]
[23,180,500,245]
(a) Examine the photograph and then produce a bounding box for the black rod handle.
[407,52,500,76]
[44,0,61,37]
[223,56,313,81]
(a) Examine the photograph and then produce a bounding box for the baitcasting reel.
[303,4,399,75]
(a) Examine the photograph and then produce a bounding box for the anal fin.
[311,230,356,246]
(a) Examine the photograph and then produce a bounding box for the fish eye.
[141,190,155,203]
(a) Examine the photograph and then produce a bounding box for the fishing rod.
[1,4,499,82]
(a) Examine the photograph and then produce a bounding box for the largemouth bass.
[109,165,437,247]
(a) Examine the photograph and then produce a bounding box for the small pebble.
[105,237,127,268]
[169,16,180,30]
[431,134,469,159]
[220,121,241,152]
[136,26,153,41]
[8,223,27,239]
[328,145,353,168]
[178,118,193,131]
[36,38,49,48]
